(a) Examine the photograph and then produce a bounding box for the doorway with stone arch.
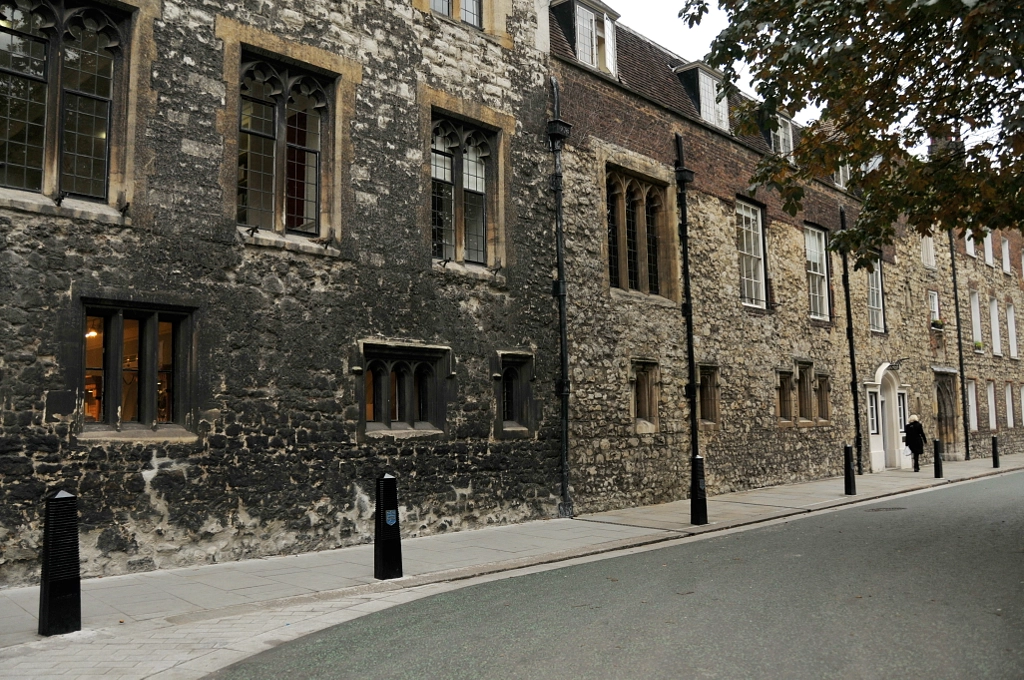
[866,363,911,472]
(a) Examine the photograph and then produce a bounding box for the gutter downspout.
[674,134,704,522]
[548,77,574,517]
[949,229,971,460]
[839,207,864,474]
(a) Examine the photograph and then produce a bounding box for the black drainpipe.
[948,229,971,460]
[839,207,864,474]
[548,77,574,518]
[674,135,701,492]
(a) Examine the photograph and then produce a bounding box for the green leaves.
[682,0,1024,266]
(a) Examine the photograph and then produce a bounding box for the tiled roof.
[549,11,780,156]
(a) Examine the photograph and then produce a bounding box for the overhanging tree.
[682,0,1024,266]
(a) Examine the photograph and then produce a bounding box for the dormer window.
[674,63,729,132]
[772,116,794,158]
[698,71,729,130]
[553,1,618,76]
[834,163,851,189]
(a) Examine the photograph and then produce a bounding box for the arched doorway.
[867,364,911,472]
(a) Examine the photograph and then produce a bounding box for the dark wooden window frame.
[357,342,452,439]
[697,364,719,431]
[606,168,669,297]
[80,299,194,432]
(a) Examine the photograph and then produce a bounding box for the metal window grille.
[625,190,640,290]
[461,0,482,27]
[646,200,660,295]
[575,5,596,67]
[607,185,620,288]
[867,265,884,331]
[736,202,765,307]
[805,227,829,319]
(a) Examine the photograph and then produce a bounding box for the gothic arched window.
[431,118,493,265]
[0,1,126,198]
[237,56,329,236]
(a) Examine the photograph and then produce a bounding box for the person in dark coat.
[904,414,927,472]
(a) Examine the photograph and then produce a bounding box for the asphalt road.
[210,472,1024,679]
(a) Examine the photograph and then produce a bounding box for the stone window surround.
[605,168,672,299]
[352,339,454,443]
[777,362,830,428]
[216,17,361,252]
[412,0,513,49]
[630,359,660,434]
[61,295,199,444]
[491,350,536,440]
[597,147,682,303]
[419,85,513,278]
[0,0,159,222]
[697,363,719,432]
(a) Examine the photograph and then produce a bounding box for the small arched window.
[238,56,329,237]
[363,348,448,433]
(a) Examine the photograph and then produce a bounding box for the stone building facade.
[0,0,1021,586]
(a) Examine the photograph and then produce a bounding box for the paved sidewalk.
[1,454,1021,679]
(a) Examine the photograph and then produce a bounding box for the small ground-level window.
[83,304,191,429]
[815,375,830,422]
[777,372,794,423]
[633,361,660,433]
[797,364,814,421]
[698,365,719,428]
[493,352,535,438]
[362,343,449,435]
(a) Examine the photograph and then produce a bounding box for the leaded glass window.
[606,171,669,297]
[461,0,482,27]
[430,118,492,265]
[237,56,327,236]
[0,2,124,198]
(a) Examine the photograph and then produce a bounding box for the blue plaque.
[385,509,397,526]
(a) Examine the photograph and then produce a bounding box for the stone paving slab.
[0,454,1021,678]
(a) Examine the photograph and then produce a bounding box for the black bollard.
[933,439,944,479]
[844,445,857,495]
[691,455,708,526]
[374,473,403,580]
[38,490,81,636]
[992,436,1000,468]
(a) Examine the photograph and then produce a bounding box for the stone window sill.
[236,226,341,257]
[610,288,678,308]
[635,418,658,434]
[778,419,794,429]
[809,318,833,330]
[365,427,445,442]
[76,424,197,444]
[0,187,128,226]
[743,304,772,317]
[699,421,719,432]
[432,259,506,287]
[499,423,531,439]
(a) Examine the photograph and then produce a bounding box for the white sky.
[611,2,820,125]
